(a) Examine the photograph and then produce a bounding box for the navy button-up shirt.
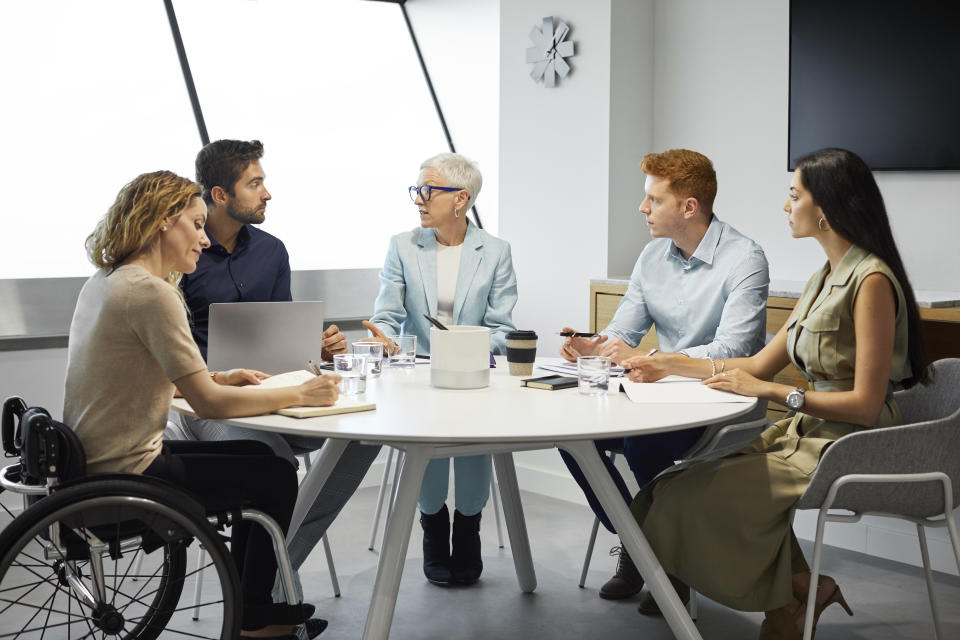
[180,224,291,359]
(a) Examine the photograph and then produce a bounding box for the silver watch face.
[786,390,803,410]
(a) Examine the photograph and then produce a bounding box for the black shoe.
[242,602,316,630]
[304,617,328,638]
[599,545,644,600]
[450,509,483,585]
[637,575,690,616]
[420,505,453,585]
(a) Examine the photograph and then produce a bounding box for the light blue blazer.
[370,221,518,355]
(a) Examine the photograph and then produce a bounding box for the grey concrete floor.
[1,484,957,639]
[299,486,960,640]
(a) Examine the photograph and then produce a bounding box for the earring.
[818,218,828,231]
[454,209,461,218]
[161,225,168,231]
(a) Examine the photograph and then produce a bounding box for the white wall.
[650,0,960,291]
[500,0,613,357]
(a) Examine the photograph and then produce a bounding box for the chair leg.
[579,517,601,588]
[802,507,829,640]
[947,506,960,576]
[917,524,944,640]
[321,532,341,597]
[578,451,616,588]
[192,544,206,620]
[368,448,395,551]
[687,588,698,620]
[490,475,505,549]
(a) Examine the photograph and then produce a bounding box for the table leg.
[362,446,430,640]
[559,440,702,640]
[492,452,537,593]
[287,439,349,545]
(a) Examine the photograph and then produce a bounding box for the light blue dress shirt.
[604,215,769,359]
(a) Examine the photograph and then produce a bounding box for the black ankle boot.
[420,504,452,586]
[450,509,482,585]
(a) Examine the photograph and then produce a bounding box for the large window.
[1,0,493,278]
[0,1,199,278]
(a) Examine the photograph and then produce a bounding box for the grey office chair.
[578,400,770,619]
[795,358,960,640]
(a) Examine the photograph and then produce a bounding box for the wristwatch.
[785,387,806,411]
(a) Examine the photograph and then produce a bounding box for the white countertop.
[593,278,960,308]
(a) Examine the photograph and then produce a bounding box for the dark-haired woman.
[621,148,926,639]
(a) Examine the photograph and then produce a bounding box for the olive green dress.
[631,245,912,612]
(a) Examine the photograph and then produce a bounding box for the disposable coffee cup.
[505,330,538,376]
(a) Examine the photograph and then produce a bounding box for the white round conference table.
[173,357,757,640]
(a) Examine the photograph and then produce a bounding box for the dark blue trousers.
[559,427,705,534]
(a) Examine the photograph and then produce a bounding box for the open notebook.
[256,370,376,418]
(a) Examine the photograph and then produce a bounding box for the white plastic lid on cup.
[429,326,490,389]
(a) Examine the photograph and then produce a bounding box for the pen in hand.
[558,331,598,338]
[306,360,323,376]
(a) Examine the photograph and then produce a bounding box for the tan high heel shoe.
[812,583,853,626]
[759,601,804,640]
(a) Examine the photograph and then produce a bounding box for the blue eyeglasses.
[409,185,464,202]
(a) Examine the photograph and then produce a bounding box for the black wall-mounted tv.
[789,0,960,171]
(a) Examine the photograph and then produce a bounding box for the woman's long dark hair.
[796,148,927,387]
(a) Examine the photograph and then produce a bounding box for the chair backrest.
[894,358,960,424]
[798,359,960,518]
[2,396,86,485]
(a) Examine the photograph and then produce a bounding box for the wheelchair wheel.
[0,478,240,639]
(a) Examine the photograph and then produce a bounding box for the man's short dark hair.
[195,139,265,205]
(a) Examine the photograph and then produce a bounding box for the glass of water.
[578,355,611,395]
[387,334,417,368]
[333,353,367,395]
[352,342,383,377]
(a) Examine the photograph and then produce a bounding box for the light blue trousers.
[418,454,492,516]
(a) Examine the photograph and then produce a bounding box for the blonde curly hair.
[86,171,201,286]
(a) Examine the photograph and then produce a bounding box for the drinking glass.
[352,342,384,377]
[387,334,417,368]
[577,355,611,395]
[333,353,367,395]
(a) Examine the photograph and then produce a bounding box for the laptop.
[206,301,326,374]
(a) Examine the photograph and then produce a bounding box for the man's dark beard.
[226,200,265,225]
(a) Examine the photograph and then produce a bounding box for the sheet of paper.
[253,369,376,417]
[620,378,752,403]
[536,362,626,377]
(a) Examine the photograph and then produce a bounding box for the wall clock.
[525,16,575,88]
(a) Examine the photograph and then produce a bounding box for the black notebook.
[520,375,578,390]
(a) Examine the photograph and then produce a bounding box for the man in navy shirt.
[174,139,380,595]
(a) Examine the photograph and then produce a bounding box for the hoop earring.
[454,209,461,218]
[818,218,826,231]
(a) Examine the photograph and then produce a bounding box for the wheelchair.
[0,397,304,640]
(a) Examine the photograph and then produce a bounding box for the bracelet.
[709,358,717,377]
[210,371,218,383]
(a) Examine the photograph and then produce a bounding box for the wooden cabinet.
[589,282,960,421]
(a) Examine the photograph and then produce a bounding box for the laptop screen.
[206,301,326,374]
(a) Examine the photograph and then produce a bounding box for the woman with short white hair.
[364,152,518,586]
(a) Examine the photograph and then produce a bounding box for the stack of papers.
[536,362,626,377]
[620,375,752,403]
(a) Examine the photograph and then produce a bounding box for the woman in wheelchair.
[60,170,338,639]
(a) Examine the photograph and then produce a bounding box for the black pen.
[559,331,598,338]
[423,314,449,331]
